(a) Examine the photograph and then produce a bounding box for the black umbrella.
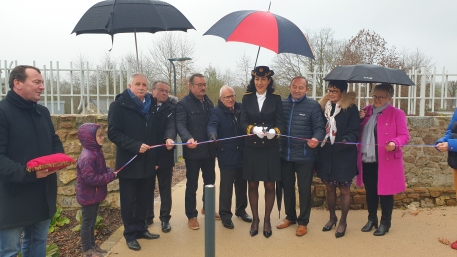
[276,181,283,219]
[72,0,195,69]
[324,64,415,86]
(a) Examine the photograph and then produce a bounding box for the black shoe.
[263,230,272,238]
[322,218,338,232]
[136,231,160,240]
[126,239,141,251]
[222,219,234,229]
[236,213,253,223]
[335,224,347,238]
[161,221,171,233]
[361,220,378,232]
[373,224,390,236]
[250,229,258,237]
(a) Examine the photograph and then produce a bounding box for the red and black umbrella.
[204,10,314,66]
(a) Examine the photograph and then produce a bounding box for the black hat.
[251,66,274,78]
[328,80,348,93]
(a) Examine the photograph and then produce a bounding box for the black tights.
[248,181,275,232]
[324,184,351,233]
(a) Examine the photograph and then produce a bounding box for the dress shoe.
[201,208,221,220]
[126,239,141,251]
[136,231,160,240]
[276,219,296,229]
[250,219,260,237]
[92,244,107,253]
[263,230,272,238]
[161,221,171,233]
[335,224,347,238]
[373,224,390,236]
[296,225,307,236]
[236,213,253,223]
[222,219,234,229]
[361,220,378,232]
[188,217,200,230]
[322,218,338,232]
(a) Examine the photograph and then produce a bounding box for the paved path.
[103,163,457,257]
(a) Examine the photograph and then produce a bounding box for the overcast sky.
[1,0,456,74]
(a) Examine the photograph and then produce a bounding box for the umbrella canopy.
[324,64,415,86]
[203,10,314,66]
[72,0,194,68]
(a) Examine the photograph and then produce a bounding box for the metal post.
[419,67,426,116]
[204,185,215,257]
[170,60,177,96]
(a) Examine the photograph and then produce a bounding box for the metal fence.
[2,60,457,116]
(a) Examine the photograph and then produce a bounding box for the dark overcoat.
[155,97,177,169]
[316,92,360,182]
[0,90,64,230]
[108,90,158,179]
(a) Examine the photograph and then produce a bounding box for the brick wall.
[53,115,455,209]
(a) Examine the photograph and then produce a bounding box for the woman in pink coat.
[357,83,410,236]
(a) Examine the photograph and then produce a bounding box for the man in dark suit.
[146,81,176,233]
[207,85,252,229]
[176,73,219,230]
[108,74,172,251]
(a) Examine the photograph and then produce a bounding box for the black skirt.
[243,146,281,182]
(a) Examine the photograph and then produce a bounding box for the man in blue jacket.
[276,76,325,236]
[207,85,252,229]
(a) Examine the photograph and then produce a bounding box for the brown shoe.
[188,217,200,230]
[276,219,296,229]
[201,208,221,220]
[296,225,308,236]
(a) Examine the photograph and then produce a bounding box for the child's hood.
[77,123,102,151]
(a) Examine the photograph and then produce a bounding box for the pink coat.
[356,105,410,195]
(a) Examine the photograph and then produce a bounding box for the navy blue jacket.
[280,94,326,163]
[207,100,243,170]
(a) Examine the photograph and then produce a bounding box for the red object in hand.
[26,153,76,172]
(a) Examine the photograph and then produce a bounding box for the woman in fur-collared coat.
[316,80,360,238]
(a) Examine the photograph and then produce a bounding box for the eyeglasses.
[221,95,236,100]
[192,83,207,88]
[157,88,169,94]
[372,95,388,100]
[327,89,340,94]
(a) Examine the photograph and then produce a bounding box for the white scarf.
[321,100,341,146]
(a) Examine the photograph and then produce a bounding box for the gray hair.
[129,73,148,84]
[219,85,235,97]
[374,83,394,97]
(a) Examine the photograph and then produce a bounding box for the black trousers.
[281,160,314,226]
[184,158,215,218]
[80,203,99,251]
[362,162,394,226]
[219,168,248,221]
[119,177,155,241]
[146,167,173,223]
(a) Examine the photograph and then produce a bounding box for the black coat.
[316,94,360,182]
[156,97,177,169]
[108,90,158,179]
[176,92,215,160]
[0,90,64,230]
[207,100,243,170]
[280,94,326,163]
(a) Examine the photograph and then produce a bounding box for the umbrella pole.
[254,46,261,68]
[134,29,140,71]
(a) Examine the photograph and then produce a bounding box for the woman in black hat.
[240,66,284,238]
[316,80,360,238]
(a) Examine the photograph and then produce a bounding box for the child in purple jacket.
[77,123,116,257]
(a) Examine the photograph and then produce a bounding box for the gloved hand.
[266,128,276,139]
[209,134,218,148]
[252,126,265,138]
[209,134,217,141]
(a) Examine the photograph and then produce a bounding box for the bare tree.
[339,29,401,68]
[399,48,434,71]
[236,53,253,88]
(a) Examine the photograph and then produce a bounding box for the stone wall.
[53,115,455,209]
